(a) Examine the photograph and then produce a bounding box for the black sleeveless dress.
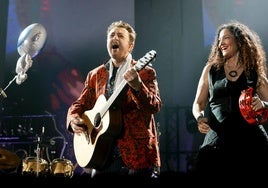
[193,66,268,177]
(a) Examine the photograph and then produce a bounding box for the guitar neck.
[99,50,156,118]
[100,79,127,117]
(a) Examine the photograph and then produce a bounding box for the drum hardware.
[0,136,36,145]
[15,149,28,160]
[36,135,42,176]
[17,124,34,137]
[0,122,35,138]
[0,112,71,176]
[21,126,48,177]
[21,126,69,177]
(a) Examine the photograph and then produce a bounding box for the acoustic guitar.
[73,50,157,169]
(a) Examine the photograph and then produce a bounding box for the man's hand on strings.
[70,117,86,135]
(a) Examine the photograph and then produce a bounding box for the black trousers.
[90,147,159,178]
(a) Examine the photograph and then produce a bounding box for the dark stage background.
[1,0,268,177]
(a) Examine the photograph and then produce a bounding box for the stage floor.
[0,171,195,186]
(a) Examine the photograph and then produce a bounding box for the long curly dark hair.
[206,20,267,88]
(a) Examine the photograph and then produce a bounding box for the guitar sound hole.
[94,113,101,128]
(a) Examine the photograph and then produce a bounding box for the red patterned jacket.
[66,60,162,171]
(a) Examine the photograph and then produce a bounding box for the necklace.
[229,70,238,77]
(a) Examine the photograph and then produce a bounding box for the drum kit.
[0,147,74,178]
[1,123,73,178]
[0,125,74,178]
[22,156,74,178]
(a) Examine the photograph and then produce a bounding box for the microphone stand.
[0,54,31,98]
[35,136,41,177]
[0,75,17,98]
[34,126,45,177]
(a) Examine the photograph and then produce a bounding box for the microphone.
[0,88,7,98]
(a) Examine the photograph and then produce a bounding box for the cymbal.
[0,148,20,169]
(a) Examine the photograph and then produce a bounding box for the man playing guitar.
[66,20,162,178]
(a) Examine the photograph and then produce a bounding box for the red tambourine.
[239,87,268,125]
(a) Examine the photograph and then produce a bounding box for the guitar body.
[74,94,122,169]
[73,50,156,169]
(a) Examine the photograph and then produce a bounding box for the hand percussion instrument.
[239,87,268,125]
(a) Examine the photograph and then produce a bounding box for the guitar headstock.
[134,50,157,71]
